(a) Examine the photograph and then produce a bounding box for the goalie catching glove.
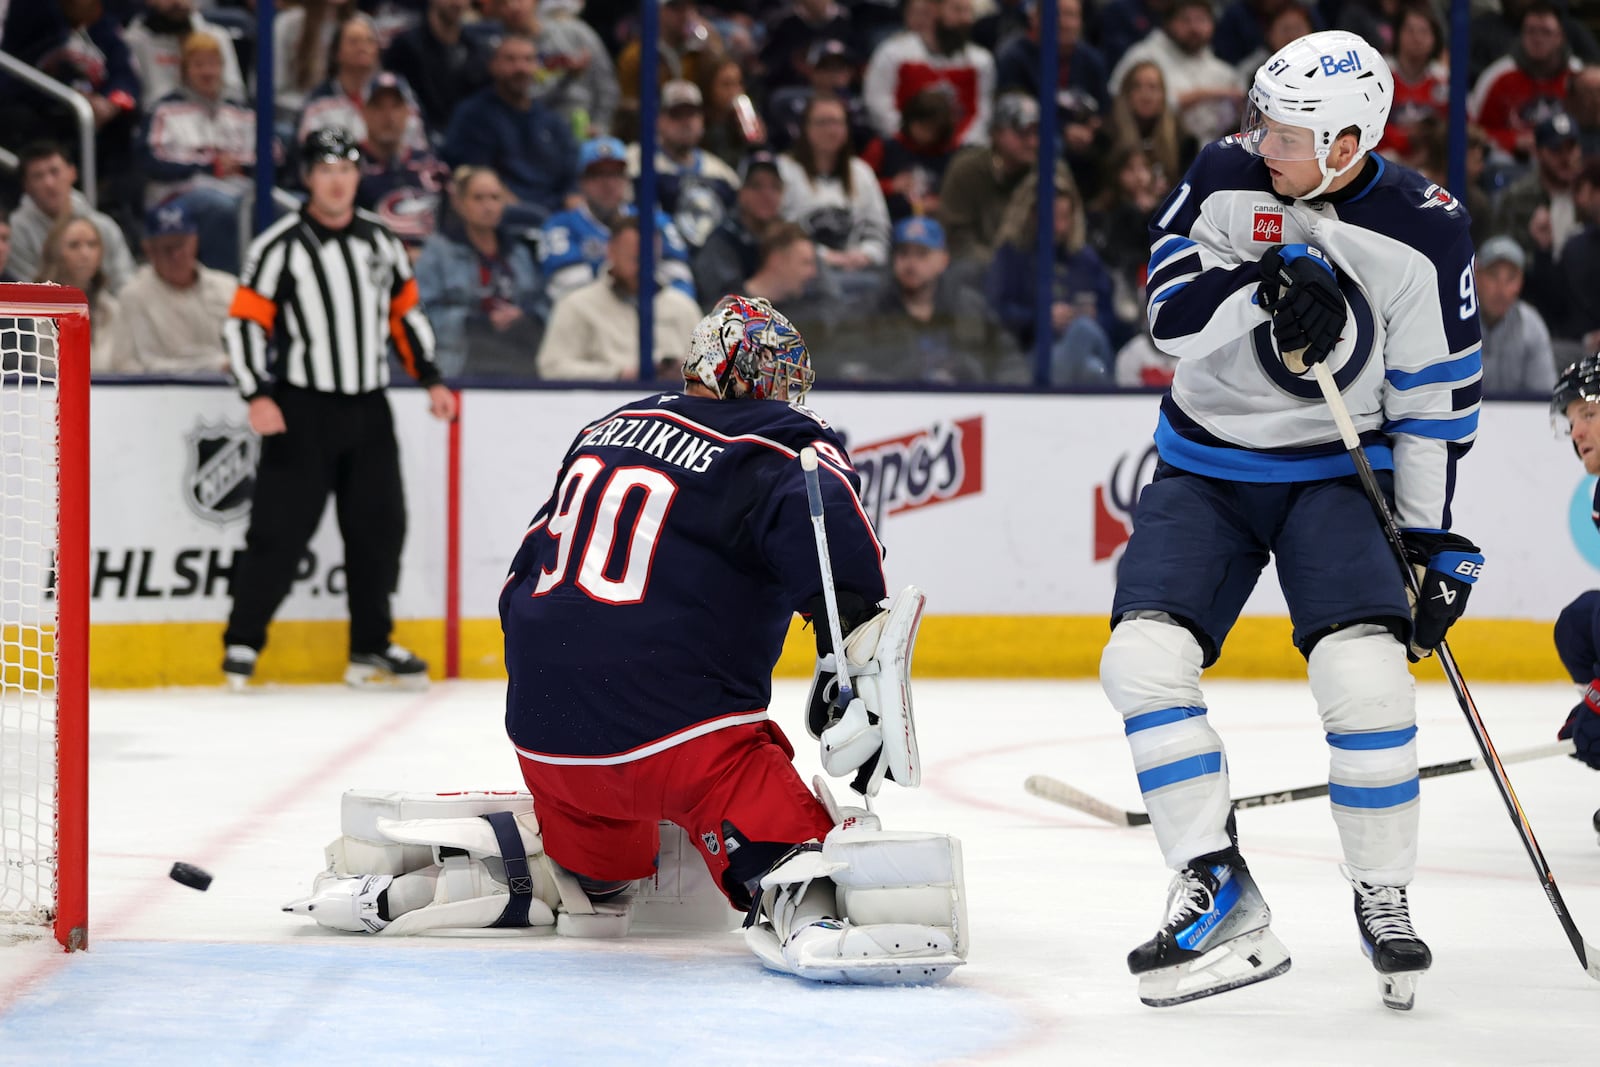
[804,585,926,796]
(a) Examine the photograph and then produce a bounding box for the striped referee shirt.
[224,208,441,398]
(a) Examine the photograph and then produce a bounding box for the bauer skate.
[1344,866,1431,1011]
[1128,848,1290,1007]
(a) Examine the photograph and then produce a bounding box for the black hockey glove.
[1400,529,1484,660]
[1256,244,1346,369]
[1559,681,1600,770]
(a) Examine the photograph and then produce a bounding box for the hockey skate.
[1592,807,1600,846]
[1128,848,1290,1007]
[222,645,257,693]
[1344,866,1431,1011]
[345,644,429,691]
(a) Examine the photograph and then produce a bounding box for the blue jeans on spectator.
[1051,317,1114,385]
[174,186,246,275]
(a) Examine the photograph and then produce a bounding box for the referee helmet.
[301,128,362,173]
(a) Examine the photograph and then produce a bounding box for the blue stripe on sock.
[1124,705,1207,735]
[1325,726,1418,750]
[1328,777,1421,809]
[1137,751,1223,793]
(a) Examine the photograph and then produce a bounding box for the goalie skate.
[1345,867,1431,1011]
[1128,850,1290,1007]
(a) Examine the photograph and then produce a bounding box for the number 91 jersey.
[1145,138,1482,532]
[499,392,887,763]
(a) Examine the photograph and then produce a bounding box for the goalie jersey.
[499,393,887,762]
[1145,138,1481,530]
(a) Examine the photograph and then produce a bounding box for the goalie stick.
[1312,360,1600,981]
[1024,739,1576,827]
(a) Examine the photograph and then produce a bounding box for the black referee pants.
[224,386,407,658]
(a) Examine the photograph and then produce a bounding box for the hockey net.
[0,285,89,950]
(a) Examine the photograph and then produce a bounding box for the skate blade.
[1378,969,1424,1011]
[224,674,251,693]
[343,666,429,692]
[1138,928,1292,1008]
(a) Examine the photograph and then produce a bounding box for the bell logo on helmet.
[1320,49,1364,76]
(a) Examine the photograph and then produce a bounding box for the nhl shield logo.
[184,422,259,526]
[701,830,721,856]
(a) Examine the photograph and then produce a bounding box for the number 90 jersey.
[500,392,887,763]
[1144,138,1482,532]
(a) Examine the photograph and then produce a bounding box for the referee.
[221,128,458,691]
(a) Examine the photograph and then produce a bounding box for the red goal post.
[0,283,89,951]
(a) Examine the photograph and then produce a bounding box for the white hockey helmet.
[684,295,814,402]
[1241,30,1393,196]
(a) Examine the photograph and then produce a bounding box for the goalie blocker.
[283,787,968,985]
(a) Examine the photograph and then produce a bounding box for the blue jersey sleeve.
[1145,141,1273,359]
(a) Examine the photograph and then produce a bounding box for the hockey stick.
[1313,359,1600,980]
[800,447,877,803]
[800,447,855,708]
[1024,739,1576,827]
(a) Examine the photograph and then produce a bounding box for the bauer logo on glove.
[1399,529,1483,659]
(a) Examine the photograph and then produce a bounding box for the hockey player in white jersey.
[1100,31,1484,1011]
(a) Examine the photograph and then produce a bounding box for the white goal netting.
[1,313,64,940]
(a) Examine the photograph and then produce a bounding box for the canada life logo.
[1252,209,1283,243]
[1094,443,1159,562]
[849,417,984,529]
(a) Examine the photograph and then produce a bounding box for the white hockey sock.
[1310,625,1419,884]
[1127,708,1235,868]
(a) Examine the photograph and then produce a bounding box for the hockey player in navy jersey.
[283,298,966,979]
[1549,355,1600,835]
[1099,30,1484,1011]
[493,296,965,981]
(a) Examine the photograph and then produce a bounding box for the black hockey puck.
[169,862,213,892]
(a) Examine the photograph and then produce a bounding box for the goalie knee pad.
[805,585,926,795]
[744,825,967,985]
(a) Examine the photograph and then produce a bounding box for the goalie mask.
[1240,30,1392,198]
[684,295,814,403]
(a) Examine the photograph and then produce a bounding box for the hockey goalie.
[284,297,968,984]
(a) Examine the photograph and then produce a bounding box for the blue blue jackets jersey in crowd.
[539,203,697,302]
[500,392,886,762]
[1145,138,1482,531]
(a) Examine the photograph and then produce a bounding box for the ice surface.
[2,677,1597,1065]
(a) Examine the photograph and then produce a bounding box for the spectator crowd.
[2,0,1597,390]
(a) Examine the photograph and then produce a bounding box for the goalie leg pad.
[807,586,926,793]
[744,826,967,985]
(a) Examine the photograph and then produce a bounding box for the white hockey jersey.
[1145,138,1481,531]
